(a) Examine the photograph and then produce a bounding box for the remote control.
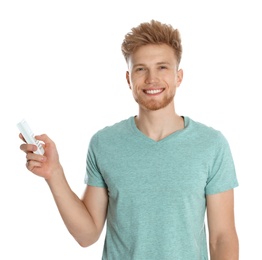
[17,119,45,155]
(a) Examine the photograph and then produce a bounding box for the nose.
[145,70,159,84]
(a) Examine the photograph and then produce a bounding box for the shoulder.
[184,116,229,147]
[97,117,132,135]
[89,117,133,145]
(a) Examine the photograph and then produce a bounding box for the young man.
[20,20,239,259]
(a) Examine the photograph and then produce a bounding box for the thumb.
[35,134,53,144]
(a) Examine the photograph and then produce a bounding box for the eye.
[159,66,167,70]
[135,67,145,72]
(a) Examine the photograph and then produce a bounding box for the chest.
[98,142,210,202]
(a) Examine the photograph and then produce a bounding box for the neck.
[135,105,184,141]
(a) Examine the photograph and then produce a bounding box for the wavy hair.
[121,20,182,65]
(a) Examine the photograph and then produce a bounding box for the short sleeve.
[84,134,107,188]
[205,132,239,195]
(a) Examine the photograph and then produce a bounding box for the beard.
[134,94,174,111]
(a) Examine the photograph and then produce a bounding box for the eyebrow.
[133,61,171,68]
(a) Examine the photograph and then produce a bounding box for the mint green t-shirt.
[85,116,238,260]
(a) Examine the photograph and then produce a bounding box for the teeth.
[145,89,162,94]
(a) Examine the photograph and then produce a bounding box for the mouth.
[143,88,164,95]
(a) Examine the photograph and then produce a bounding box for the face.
[126,44,183,111]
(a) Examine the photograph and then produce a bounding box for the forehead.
[128,44,177,67]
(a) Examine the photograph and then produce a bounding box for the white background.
[1,0,261,259]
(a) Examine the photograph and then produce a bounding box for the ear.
[176,69,183,87]
[126,71,131,89]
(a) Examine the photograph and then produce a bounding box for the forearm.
[210,235,239,260]
[46,168,98,247]
[19,134,100,246]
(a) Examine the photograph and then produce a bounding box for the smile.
[143,88,164,95]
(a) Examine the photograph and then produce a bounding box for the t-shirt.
[85,116,239,260]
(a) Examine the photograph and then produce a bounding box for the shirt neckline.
[129,116,189,144]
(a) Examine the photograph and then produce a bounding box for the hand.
[19,133,62,180]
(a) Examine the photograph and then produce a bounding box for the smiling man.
[20,20,239,259]
[127,44,182,112]
[125,42,184,141]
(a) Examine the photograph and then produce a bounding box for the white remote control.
[17,119,45,155]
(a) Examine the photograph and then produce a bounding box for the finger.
[35,134,52,143]
[26,153,46,163]
[35,134,56,151]
[19,133,26,142]
[20,143,37,153]
[26,160,43,171]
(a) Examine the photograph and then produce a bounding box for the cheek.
[130,84,141,98]
[129,78,140,91]
[131,72,145,83]
[167,77,177,88]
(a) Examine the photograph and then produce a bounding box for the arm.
[19,133,108,247]
[206,189,239,260]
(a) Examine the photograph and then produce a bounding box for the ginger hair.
[121,20,182,65]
